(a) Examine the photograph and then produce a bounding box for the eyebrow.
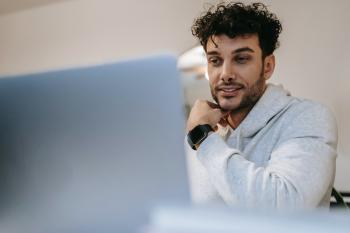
[207,47,255,55]
[233,47,254,54]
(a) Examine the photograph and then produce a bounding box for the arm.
[196,105,337,209]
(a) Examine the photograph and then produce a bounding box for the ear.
[263,54,275,80]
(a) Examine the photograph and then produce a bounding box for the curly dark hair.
[191,2,282,57]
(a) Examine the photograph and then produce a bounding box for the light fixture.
[177,45,208,80]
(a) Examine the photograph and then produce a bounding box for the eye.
[235,55,250,64]
[208,57,222,66]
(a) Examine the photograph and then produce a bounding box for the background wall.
[0,0,349,190]
[0,0,207,76]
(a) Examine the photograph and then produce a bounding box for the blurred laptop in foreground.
[0,54,189,233]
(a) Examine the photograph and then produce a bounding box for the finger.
[212,108,226,116]
[221,110,230,115]
[218,118,228,127]
[206,101,221,109]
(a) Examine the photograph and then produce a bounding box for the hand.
[186,100,229,133]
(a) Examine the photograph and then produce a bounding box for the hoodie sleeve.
[195,104,337,209]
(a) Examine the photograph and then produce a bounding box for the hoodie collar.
[218,83,293,138]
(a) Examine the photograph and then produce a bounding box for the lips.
[219,86,243,97]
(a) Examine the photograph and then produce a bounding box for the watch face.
[187,124,213,148]
[190,127,207,144]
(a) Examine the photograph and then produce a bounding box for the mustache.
[215,81,245,91]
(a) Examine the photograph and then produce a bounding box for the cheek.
[239,67,262,87]
[208,67,221,82]
[208,80,216,94]
[208,74,219,89]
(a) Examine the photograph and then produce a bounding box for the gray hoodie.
[186,83,337,209]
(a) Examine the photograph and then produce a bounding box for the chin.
[219,99,240,111]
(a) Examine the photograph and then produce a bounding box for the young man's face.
[206,34,271,112]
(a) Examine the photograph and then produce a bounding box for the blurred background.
[0,0,349,192]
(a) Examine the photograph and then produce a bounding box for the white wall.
[0,0,207,76]
[0,0,349,190]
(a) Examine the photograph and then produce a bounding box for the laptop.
[0,54,190,233]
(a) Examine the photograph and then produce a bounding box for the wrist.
[187,124,214,150]
[187,119,215,133]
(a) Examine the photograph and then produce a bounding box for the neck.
[226,105,253,129]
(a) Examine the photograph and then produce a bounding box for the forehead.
[206,34,261,53]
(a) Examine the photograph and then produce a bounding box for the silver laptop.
[0,54,190,233]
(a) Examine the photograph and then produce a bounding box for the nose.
[220,62,236,82]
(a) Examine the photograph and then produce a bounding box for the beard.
[210,67,266,112]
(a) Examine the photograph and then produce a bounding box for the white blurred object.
[178,46,212,108]
[144,205,350,233]
[178,45,209,80]
[177,45,207,74]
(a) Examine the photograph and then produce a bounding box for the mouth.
[219,86,243,97]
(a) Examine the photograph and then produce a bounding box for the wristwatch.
[187,124,213,150]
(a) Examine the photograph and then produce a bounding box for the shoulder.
[279,98,338,147]
[287,98,336,127]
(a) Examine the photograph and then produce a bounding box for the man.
[186,2,337,209]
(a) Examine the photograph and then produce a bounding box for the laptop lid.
[0,54,189,233]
